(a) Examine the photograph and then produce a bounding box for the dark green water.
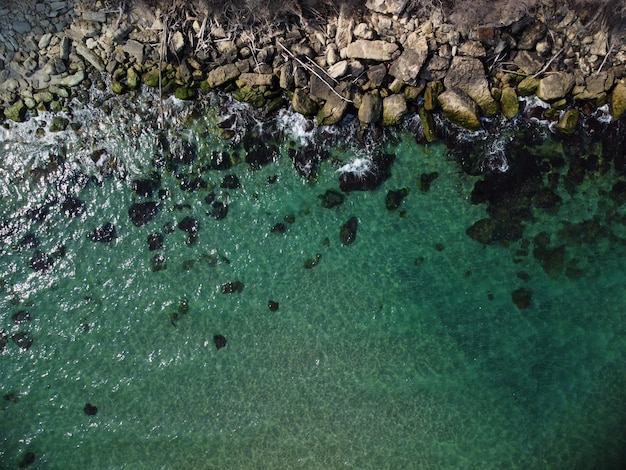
[1,92,625,469]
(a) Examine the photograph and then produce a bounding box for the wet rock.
[304,253,322,269]
[268,300,279,311]
[83,403,98,416]
[171,140,197,165]
[177,216,199,234]
[556,109,579,134]
[18,233,39,250]
[500,86,519,119]
[292,88,318,116]
[385,188,409,210]
[534,187,562,211]
[418,172,439,192]
[389,32,429,86]
[208,201,228,220]
[210,151,232,170]
[319,189,345,208]
[11,331,33,350]
[340,216,358,245]
[151,254,167,272]
[220,174,241,189]
[132,179,159,197]
[444,56,498,116]
[270,222,287,234]
[358,92,383,124]
[512,288,532,309]
[609,81,626,120]
[213,334,227,349]
[466,218,498,244]
[62,196,85,217]
[87,223,116,243]
[12,310,30,324]
[0,328,7,351]
[49,116,69,132]
[536,73,575,102]
[18,451,35,468]
[246,145,278,169]
[338,153,394,191]
[289,146,328,179]
[128,201,159,226]
[179,176,207,192]
[147,232,164,250]
[382,94,408,126]
[438,89,481,131]
[29,250,54,271]
[221,281,244,293]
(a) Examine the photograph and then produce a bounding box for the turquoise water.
[1,92,625,469]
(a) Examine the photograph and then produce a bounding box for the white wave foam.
[336,157,375,177]
[275,108,317,145]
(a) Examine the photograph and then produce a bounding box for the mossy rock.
[232,85,266,108]
[418,107,437,143]
[517,76,540,96]
[142,68,160,88]
[127,67,140,90]
[609,81,626,120]
[110,80,126,94]
[4,99,27,122]
[174,86,195,100]
[49,116,69,132]
[500,86,519,119]
[24,97,37,109]
[424,80,443,111]
[49,101,62,112]
[292,88,318,116]
[556,108,579,134]
[438,89,481,131]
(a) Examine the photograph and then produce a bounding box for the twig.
[596,42,613,75]
[277,41,352,103]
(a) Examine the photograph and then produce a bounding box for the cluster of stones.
[1,0,626,133]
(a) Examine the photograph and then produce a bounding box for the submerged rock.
[0,328,7,351]
[304,253,322,269]
[61,196,85,217]
[147,232,164,250]
[512,288,532,309]
[466,218,498,244]
[208,201,228,220]
[385,188,409,210]
[340,216,359,245]
[128,201,159,226]
[213,334,227,350]
[177,216,199,234]
[29,250,54,271]
[418,172,439,192]
[151,253,167,272]
[18,451,35,468]
[220,174,241,189]
[268,300,279,311]
[83,403,98,416]
[87,223,116,243]
[12,310,30,324]
[11,331,33,350]
[338,153,394,191]
[132,178,159,197]
[221,281,244,293]
[319,189,345,208]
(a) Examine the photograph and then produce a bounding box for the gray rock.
[335,5,354,50]
[354,22,375,40]
[83,11,107,23]
[536,72,575,101]
[206,64,241,88]
[38,32,53,49]
[365,0,408,15]
[50,1,68,11]
[328,60,349,79]
[279,62,293,89]
[59,69,85,87]
[358,91,382,124]
[513,50,544,75]
[123,39,144,63]
[76,44,105,71]
[457,41,486,58]
[438,88,481,130]
[444,56,498,116]
[292,88,318,116]
[316,93,348,125]
[345,39,398,61]
[389,32,428,86]
[236,72,275,87]
[382,94,407,125]
[170,31,185,55]
[60,36,71,60]
[13,21,32,34]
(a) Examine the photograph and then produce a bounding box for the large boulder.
[292,88,318,116]
[556,109,579,134]
[345,40,399,61]
[382,94,408,126]
[500,86,519,119]
[536,73,575,102]
[609,81,626,120]
[365,0,408,14]
[389,32,429,86]
[316,94,349,125]
[444,56,498,116]
[358,92,382,124]
[438,89,481,131]
[206,64,241,88]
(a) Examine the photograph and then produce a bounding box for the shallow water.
[1,92,625,469]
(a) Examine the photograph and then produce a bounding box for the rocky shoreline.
[1,0,626,137]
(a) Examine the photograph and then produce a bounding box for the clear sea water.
[1,89,625,469]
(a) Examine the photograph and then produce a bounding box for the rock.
[328,60,349,79]
[13,20,32,34]
[513,50,544,75]
[292,88,318,116]
[365,0,408,14]
[206,64,241,88]
[170,31,185,55]
[335,5,354,50]
[512,288,532,309]
[221,281,244,293]
[141,68,160,88]
[319,189,345,208]
[268,300,279,311]
[418,107,437,143]
[382,94,408,126]
[304,253,322,269]
[83,403,98,415]
[316,94,348,125]
[18,451,35,468]
[87,223,116,243]
[609,81,626,120]
[151,253,166,272]
[345,40,399,61]
[424,81,443,111]
[340,216,358,245]
[536,73,575,102]
[174,86,195,100]
[500,86,519,119]
[556,109,579,134]
[76,44,105,71]
[438,89,481,131]
[11,331,33,350]
[132,179,159,197]
[213,334,227,349]
[466,218,498,244]
[177,216,199,234]
[147,232,164,250]
[518,21,547,50]
[237,73,276,87]
[418,172,439,193]
[5,99,27,122]
[444,56,498,116]
[0,329,7,351]
[389,33,429,86]
[338,153,394,191]
[534,187,562,210]
[209,201,228,220]
[123,39,144,63]
[517,76,539,96]
[60,69,85,88]
[12,310,31,324]
[29,250,54,271]
[128,202,159,226]
[385,188,409,210]
[358,92,382,124]
[220,174,241,189]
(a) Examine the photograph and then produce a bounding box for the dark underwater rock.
[0,328,7,351]
[418,172,440,193]
[178,216,199,234]
[512,288,532,309]
[304,253,322,269]
[147,232,164,250]
[220,174,241,189]
[268,300,279,311]
[29,250,54,271]
[466,218,498,244]
[171,139,197,165]
[208,201,228,220]
[246,145,277,169]
[385,187,409,210]
[221,281,244,293]
[11,331,33,350]
[83,403,98,416]
[213,334,227,350]
[289,145,328,178]
[340,216,358,245]
[12,310,30,324]
[319,189,345,208]
[18,451,35,468]
[18,233,39,250]
[128,201,159,226]
[338,152,394,191]
[61,196,85,217]
[270,222,287,234]
[87,223,116,243]
[210,151,232,170]
[179,176,207,192]
[132,178,159,197]
[151,253,167,272]
[534,187,562,211]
